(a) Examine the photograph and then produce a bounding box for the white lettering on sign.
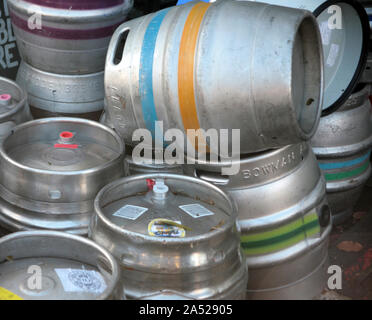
[0,1,20,71]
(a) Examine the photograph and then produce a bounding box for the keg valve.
[0,94,12,108]
[152,179,169,200]
[55,131,79,149]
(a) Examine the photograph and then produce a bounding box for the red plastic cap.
[60,131,74,139]
[0,94,11,101]
[147,179,156,190]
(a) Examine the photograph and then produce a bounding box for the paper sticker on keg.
[0,287,23,300]
[55,269,107,294]
[113,205,148,220]
[326,43,340,67]
[148,219,186,238]
[179,204,215,218]
[320,21,331,46]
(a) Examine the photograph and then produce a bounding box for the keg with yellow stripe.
[312,84,372,225]
[184,142,332,300]
[105,0,323,155]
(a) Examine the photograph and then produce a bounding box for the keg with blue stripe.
[105,0,323,155]
[184,143,332,300]
[312,83,372,225]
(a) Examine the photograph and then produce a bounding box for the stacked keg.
[0,0,370,301]
[7,0,133,120]
[102,0,330,300]
[0,117,126,236]
[0,75,32,237]
[312,84,372,225]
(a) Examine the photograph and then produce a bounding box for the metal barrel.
[184,143,332,300]
[0,231,125,300]
[7,0,133,75]
[89,174,248,300]
[16,61,104,120]
[0,76,32,140]
[312,83,372,225]
[240,0,370,115]
[105,0,323,155]
[0,118,125,235]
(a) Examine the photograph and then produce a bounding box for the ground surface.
[325,183,372,300]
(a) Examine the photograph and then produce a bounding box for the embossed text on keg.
[242,152,297,179]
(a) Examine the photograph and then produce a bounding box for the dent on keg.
[0,118,125,235]
[0,231,125,300]
[184,142,332,300]
[89,174,248,300]
[312,83,372,225]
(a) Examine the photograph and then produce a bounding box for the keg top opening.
[94,174,236,242]
[0,118,124,173]
[0,231,120,300]
[315,2,367,114]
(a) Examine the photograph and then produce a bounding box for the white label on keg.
[113,205,148,220]
[55,269,107,294]
[179,204,215,218]
[326,43,340,67]
[320,21,331,46]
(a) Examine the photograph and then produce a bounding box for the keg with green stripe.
[184,142,331,300]
[312,84,372,225]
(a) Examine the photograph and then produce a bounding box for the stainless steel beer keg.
[0,76,32,140]
[89,174,248,300]
[240,0,370,114]
[0,231,124,300]
[0,118,125,235]
[16,61,104,120]
[105,0,323,155]
[312,84,372,225]
[184,143,332,300]
[7,0,134,75]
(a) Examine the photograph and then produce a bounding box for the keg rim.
[316,0,370,116]
[7,0,133,23]
[0,117,125,176]
[93,173,239,244]
[183,143,307,169]
[0,230,122,300]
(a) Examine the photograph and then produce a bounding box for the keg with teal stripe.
[312,84,372,225]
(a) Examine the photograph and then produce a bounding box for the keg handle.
[109,28,130,66]
[194,169,230,186]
